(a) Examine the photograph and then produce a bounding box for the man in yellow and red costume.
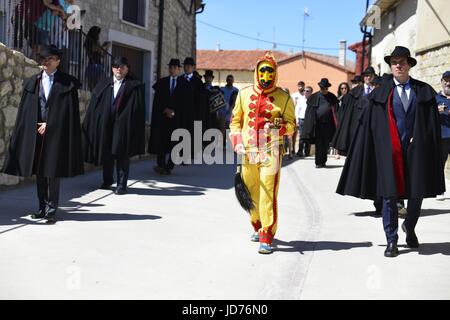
[229,51,296,254]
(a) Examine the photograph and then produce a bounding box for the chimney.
[339,40,347,66]
[289,48,294,55]
[216,42,221,51]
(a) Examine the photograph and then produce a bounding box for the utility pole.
[302,7,310,57]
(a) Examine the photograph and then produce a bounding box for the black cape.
[336,75,445,200]
[148,76,183,154]
[301,91,339,143]
[82,76,146,165]
[178,75,209,133]
[331,85,368,155]
[2,71,83,178]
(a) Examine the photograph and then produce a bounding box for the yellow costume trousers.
[241,147,282,244]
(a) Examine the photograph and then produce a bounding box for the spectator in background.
[350,75,363,88]
[219,74,239,138]
[84,26,111,91]
[436,71,450,201]
[291,81,306,157]
[302,78,339,168]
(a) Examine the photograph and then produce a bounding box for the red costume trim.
[266,170,279,241]
[251,220,262,232]
[387,90,405,197]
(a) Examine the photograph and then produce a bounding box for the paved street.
[0,153,449,299]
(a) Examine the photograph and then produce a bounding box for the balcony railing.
[0,0,113,91]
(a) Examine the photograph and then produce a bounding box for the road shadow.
[420,209,450,217]
[324,165,344,169]
[352,208,449,219]
[126,185,205,196]
[352,211,381,218]
[379,243,450,256]
[272,239,373,254]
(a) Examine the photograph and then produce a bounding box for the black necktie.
[170,78,176,94]
[399,84,409,112]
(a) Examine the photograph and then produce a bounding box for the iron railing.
[0,0,113,91]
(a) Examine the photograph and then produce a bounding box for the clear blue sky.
[197,0,376,61]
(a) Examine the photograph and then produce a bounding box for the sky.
[197,0,377,61]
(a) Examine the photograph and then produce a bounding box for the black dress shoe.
[31,210,46,219]
[115,188,127,195]
[45,210,57,224]
[100,183,113,190]
[402,223,419,248]
[384,241,399,257]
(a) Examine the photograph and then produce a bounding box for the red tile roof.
[197,50,291,71]
[278,51,356,73]
[197,49,355,74]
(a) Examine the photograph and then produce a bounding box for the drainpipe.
[157,0,165,79]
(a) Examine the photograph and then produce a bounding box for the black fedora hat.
[112,56,129,68]
[183,57,195,65]
[351,75,363,83]
[203,69,214,77]
[362,66,376,75]
[318,78,332,88]
[168,58,181,67]
[39,44,62,59]
[384,46,417,67]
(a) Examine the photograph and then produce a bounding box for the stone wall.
[0,42,91,187]
[160,0,196,77]
[415,44,450,178]
[415,44,450,92]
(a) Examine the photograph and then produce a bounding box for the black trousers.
[36,176,60,213]
[382,197,422,243]
[441,138,450,171]
[297,119,311,156]
[157,152,175,171]
[103,152,130,191]
[315,122,332,166]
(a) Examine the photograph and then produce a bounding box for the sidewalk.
[0,155,449,299]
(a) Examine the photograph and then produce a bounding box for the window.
[122,0,146,27]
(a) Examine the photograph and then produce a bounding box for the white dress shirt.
[291,91,307,120]
[42,70,56,100]
[113,77,124,99]
[393,77,411,100]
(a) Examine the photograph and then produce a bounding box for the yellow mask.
[254,51,278,91]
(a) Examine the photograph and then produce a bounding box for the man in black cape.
[148,58,183,175]
[178,57,209,160]
[2,45,83,223]
[301,78,339,168]
[82,56,145,195]
[337,46,445,257]
[332,66,376,155]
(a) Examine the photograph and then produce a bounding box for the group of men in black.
[2,45,146,223]
[2,48,230,224]
[301,46,446,257]
[1,44,447,258]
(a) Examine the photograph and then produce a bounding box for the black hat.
[203,70,214,77]
[371,75,382,86]
[362,66,376,75]
[112,56,129,68]
[318,78,332,88]
[351,75,362,83]
[442,71,450,79]
[183,57,195,65]
[384,46,417,67]
[39,45,62,59]
[168,58,181,67]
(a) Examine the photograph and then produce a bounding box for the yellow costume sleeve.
[281,95,296,136]
[229,91,244,148]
